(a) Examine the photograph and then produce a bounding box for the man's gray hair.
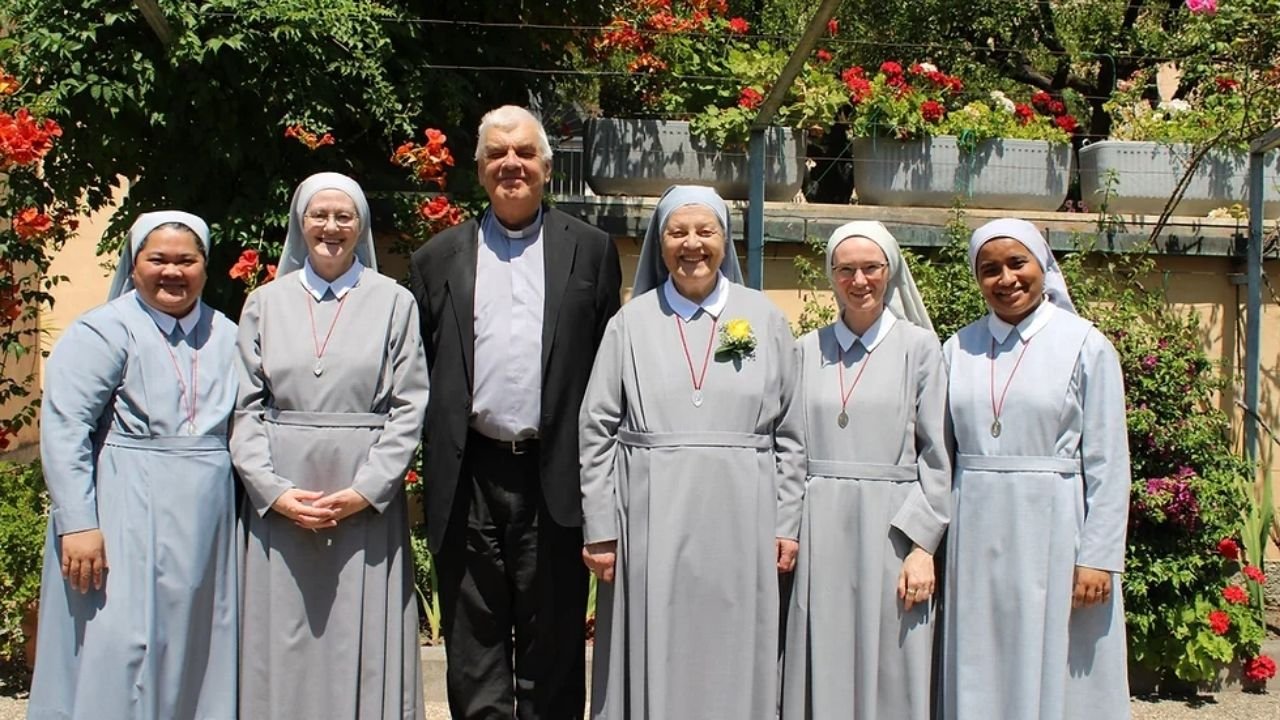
[474,105,553,164]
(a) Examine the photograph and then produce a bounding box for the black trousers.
[435,436,588,720]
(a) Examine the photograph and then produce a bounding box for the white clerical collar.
[300,257,364,301]
[135,292,201,338]
[663,273,730,321]
[484,207,544,240]
[834,307,897,353]
[988,298,1055,343]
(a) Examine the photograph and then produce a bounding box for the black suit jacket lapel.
[445,221,478,390]
[542,209,576,374]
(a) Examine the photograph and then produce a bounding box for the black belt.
[468,429,539,456]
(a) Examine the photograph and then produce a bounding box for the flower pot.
[584,118,805,201]
[850,136,1073,211]
[1078,140,1280,217]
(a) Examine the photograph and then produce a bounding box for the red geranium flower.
[815,49,833,63]
[880,61,904,77]
[827,19,838,36]
[1014,103,1036,124]
[1208,610,1230,635]
[1218,537,1240,560]
[1215,76,1240,93]
[1031,91,1054,113]
[1054,115,1079,134]
[1244,655,1277,683]
[727,17,749,34]
[738,87,764,110]
[920,100,946,123]
[1222,584,1249,605]
[1243,565,1267,584]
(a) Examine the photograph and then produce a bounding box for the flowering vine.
[228,249,276,293]
[0,67,79,454]
[392,128,456,190]
[283,123,335,150]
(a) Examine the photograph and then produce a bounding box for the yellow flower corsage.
[716,318,757,360]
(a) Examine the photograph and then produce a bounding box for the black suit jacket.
[408,206,622,552]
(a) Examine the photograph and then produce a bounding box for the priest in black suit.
[408,105,622,720]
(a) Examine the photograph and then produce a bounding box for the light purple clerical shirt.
[470,208,545,442]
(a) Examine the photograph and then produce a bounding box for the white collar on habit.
[833,307,897,353]
[136,293,201,338]
[663,273,730,321]
[300,257,364,301]
[987,297,1055,344]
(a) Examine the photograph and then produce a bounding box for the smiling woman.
[130,223,207,317]
[581,185,804,720]
[28,211,240,719]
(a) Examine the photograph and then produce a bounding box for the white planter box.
[584,118,805,201]
[1078,140,1280,216]
[851,136,1073,211]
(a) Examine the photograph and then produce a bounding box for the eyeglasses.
[833,262,888,281]
[304,211,359,229]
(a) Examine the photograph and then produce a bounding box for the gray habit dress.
[780,314,950,720]
[580,285,805,720]
[28,293,239,720]
[941,302,1130,720]
[232,268,429,720]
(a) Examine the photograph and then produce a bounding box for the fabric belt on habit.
[806,459,917,482]
[617,428,772,450]
[955,453,1080,474]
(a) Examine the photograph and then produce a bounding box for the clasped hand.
[272,488,370,530]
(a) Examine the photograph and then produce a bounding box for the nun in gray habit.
[780,222,950,720]
[231,173,429,719]
[580,185,805,720]
[29,212,239,719]
[941,218,1130,720]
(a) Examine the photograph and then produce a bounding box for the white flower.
[918,62,938,74]
[989,90,1016,113]
[1158,99,1192,114]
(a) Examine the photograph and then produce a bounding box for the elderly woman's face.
[661,204,725,298]
[831,236,889,317]
[976,237,1045,323]
[131,226,207,318]
[303,189,360,277]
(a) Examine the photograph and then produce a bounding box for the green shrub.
[0,460,48,665]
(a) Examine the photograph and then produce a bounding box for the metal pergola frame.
[1244,127,1280,461]
[745,0,843,289]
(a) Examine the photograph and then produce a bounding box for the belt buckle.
[509,439,527,456]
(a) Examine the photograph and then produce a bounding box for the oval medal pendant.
[991,419,1002,438]
[313,359,324,377]
[691,389,704,407]
[837,411,849,428]
[186,422,197,436]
